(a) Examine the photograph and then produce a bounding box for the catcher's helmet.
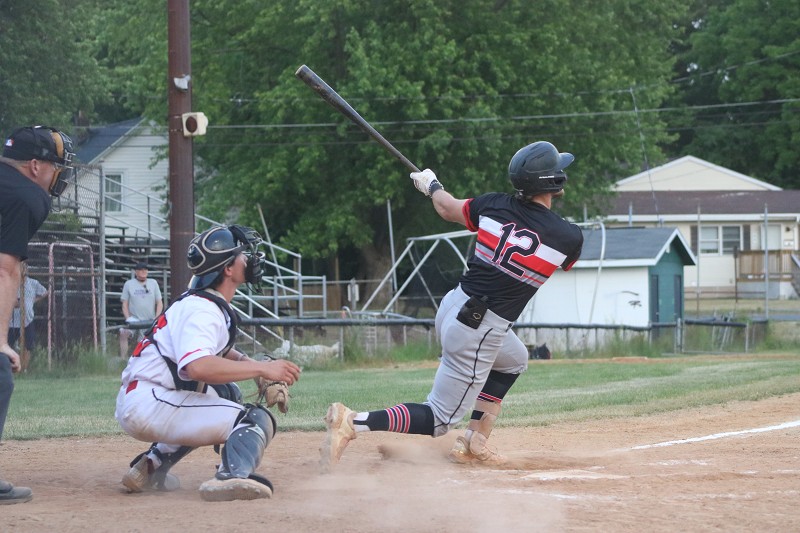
[508,141,574,197]
[187,225,266,290]
[3,125,76,197]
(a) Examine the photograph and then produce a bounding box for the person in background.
[119,262,163,358]
[0,125,76,504]
[8,274,48,370]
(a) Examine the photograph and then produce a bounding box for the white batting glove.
[410,168,444,197]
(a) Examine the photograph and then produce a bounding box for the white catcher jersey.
[120,294,232,390]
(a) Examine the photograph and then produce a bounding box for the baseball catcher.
[320,141,583,471]
[115,225,301,501]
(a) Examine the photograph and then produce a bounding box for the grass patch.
[6,352,800,440]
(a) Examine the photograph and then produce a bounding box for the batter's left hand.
[260,359,301,385]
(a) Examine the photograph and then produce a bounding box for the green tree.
[98,0,685,283]
[668,0,800,188]
[0,0,108,134]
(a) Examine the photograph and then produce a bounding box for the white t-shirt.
[11,277,47,328]
[120,293,232,390]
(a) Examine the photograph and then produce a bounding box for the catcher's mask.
[3,125,76,197]
[508,141,573,198]
[187,224,266,290]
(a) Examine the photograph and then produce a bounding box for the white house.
[71,118,170,240]
[603,156,800,299]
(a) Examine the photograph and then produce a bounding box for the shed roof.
[576,226,695,268]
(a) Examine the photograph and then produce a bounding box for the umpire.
[0,125,75,504]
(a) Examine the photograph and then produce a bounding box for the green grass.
[6,353,800,440]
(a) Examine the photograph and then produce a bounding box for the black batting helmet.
[187,225,265,290]
[508,141,574,197]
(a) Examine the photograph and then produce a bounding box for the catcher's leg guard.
[199,404,276,502]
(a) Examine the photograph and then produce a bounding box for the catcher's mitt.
[255,378,289,413]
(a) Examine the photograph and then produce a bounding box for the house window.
[105,173,123,213]
[697,225,741,255]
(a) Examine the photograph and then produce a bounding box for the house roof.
[615,155,781,191]
[604,190,800,219]
[575,226,696,268]
[75,117,143,164]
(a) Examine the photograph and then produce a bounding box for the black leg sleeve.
[470,370,519,421]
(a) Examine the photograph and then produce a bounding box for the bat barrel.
[295,65,421,173]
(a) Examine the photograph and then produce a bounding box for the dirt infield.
[3,393,799,532]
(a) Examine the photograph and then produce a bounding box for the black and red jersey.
[459,192,583,321]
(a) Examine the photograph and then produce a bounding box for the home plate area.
[3,393,799,533]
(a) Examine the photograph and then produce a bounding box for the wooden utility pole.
[166,0,195,298]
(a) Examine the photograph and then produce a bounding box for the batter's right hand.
[1,344,21,373]
[261,359,301,385]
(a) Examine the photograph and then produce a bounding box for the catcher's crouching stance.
[115,225,300,501]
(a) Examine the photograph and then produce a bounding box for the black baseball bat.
[295,64,421,173]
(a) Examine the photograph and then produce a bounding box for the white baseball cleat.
[198,477,272,502]
[122,456,180,493]
[448,433,506,466]
[319,402,357,474]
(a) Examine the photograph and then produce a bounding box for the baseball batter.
[115,225,301,501]
[321,141,583,471]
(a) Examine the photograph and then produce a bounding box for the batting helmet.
[187,225,266,290]
[3,125,76,197]
[508,141,574,197]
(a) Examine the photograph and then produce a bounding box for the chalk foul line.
[630,420,800,450]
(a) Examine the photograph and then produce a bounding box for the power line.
[202,98,800,130]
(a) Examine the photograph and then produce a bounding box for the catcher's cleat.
[0,480,32,505]
[122,456,181,493]
[319,402,356,474]
[447,433,506,466]
[198,477,272,502]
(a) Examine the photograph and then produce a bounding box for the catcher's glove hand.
[255,378,290,414]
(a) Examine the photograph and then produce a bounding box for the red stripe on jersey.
[476,228,559,277]
[178,348,204,363]
[131,338,150,357]
[463,199,477,232]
